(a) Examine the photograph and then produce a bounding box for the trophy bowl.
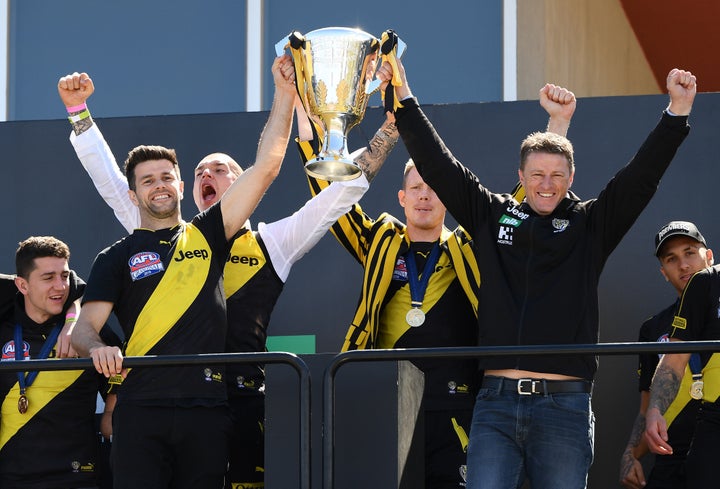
[278,27,380,181]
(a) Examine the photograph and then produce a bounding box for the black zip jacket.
[395,98,690,380]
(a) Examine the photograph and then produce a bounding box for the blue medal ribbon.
[405,242,441,310]
[14,321,63,395]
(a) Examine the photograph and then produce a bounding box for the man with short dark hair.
[70,55,297,489]
[0,236,111,489]
[59,55,377,486]
[620,221,712,488]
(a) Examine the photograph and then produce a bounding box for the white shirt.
[70,124,369,282]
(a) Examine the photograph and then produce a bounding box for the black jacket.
[396,98,690,379]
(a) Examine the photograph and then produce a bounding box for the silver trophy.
[277,27,405,181]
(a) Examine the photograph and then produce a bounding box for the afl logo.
[1,340,30,361]
[129,252,165,281]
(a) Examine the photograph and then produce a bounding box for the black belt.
[482,376,592,395]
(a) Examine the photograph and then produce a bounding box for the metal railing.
[7,341,720,489]
[0,352,312,489]
[321,340,720,489]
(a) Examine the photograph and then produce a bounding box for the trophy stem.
[304,114,362,181]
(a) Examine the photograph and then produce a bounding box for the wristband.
[66,103,87,113]
[65,312,77,322]
[68,109,91,123]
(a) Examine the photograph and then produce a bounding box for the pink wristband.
[65,312,77,320]
[66,103,87,113]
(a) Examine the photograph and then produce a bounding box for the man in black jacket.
[377,58,696,489]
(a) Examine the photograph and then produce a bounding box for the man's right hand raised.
[58,72,95,107]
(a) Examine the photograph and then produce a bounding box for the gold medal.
[690,380,704,400]
[406,307,425,327]
[17,394,28,414]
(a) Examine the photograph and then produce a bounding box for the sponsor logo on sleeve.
[128,252,165,281]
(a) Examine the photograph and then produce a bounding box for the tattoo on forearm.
[356,122,398,182]
[620,447,635,480]
[619,413,646,480]
[68,109,95,136]
[627,413,646,449]
[649,365,682,414]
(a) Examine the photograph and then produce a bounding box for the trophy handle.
[366,36,406,94]
[275,36,290,57]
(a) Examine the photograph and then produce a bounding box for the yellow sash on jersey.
[697,353,720,403]
[224,233,265,297]
[125,223,211,358]
[0,369,83,450]
[663,364,695,426]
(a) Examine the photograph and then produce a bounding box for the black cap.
[654,221,707,256]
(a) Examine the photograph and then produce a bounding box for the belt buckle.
[517,378,539,395]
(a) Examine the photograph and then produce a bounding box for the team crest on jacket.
[128,252,165,281]
[1,340,30,361]
[552,218,569,233]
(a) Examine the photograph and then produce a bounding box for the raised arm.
[350,119,399,182]
[258,174,369,282]
[297,117,399,265]
[666,68,697,116]
[219,55,296,240]
[58,72,139,232]
[540,83,576,137]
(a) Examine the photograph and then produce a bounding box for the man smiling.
[59,56,374,487]
[69,55,297,489]
[0,237,113,489]
[377,57,697,488]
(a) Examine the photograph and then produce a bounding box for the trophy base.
[305,157,362,182]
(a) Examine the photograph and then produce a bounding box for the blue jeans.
[466,377,594,489]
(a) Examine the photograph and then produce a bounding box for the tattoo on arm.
[68,109,95,136]
[648,364,682,414]
[627,412,646,450]
[356,122,398,182]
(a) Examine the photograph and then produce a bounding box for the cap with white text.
[654,221,707,256]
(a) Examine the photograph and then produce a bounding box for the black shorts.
[226,394,265,488]
[111,403,231,489]
[425,408,473,489]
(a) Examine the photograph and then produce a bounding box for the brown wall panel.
[518,0,659,99]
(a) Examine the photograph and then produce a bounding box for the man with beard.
[59,59,389,487]
[68,55,297,489]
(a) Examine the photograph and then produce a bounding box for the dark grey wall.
[1,93,716,488]
[9,0,503,119]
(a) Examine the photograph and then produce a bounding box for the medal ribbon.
[405,242,441,310]
[690,353,702,383]
[14,321,63,394]
[689,353,702,375]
